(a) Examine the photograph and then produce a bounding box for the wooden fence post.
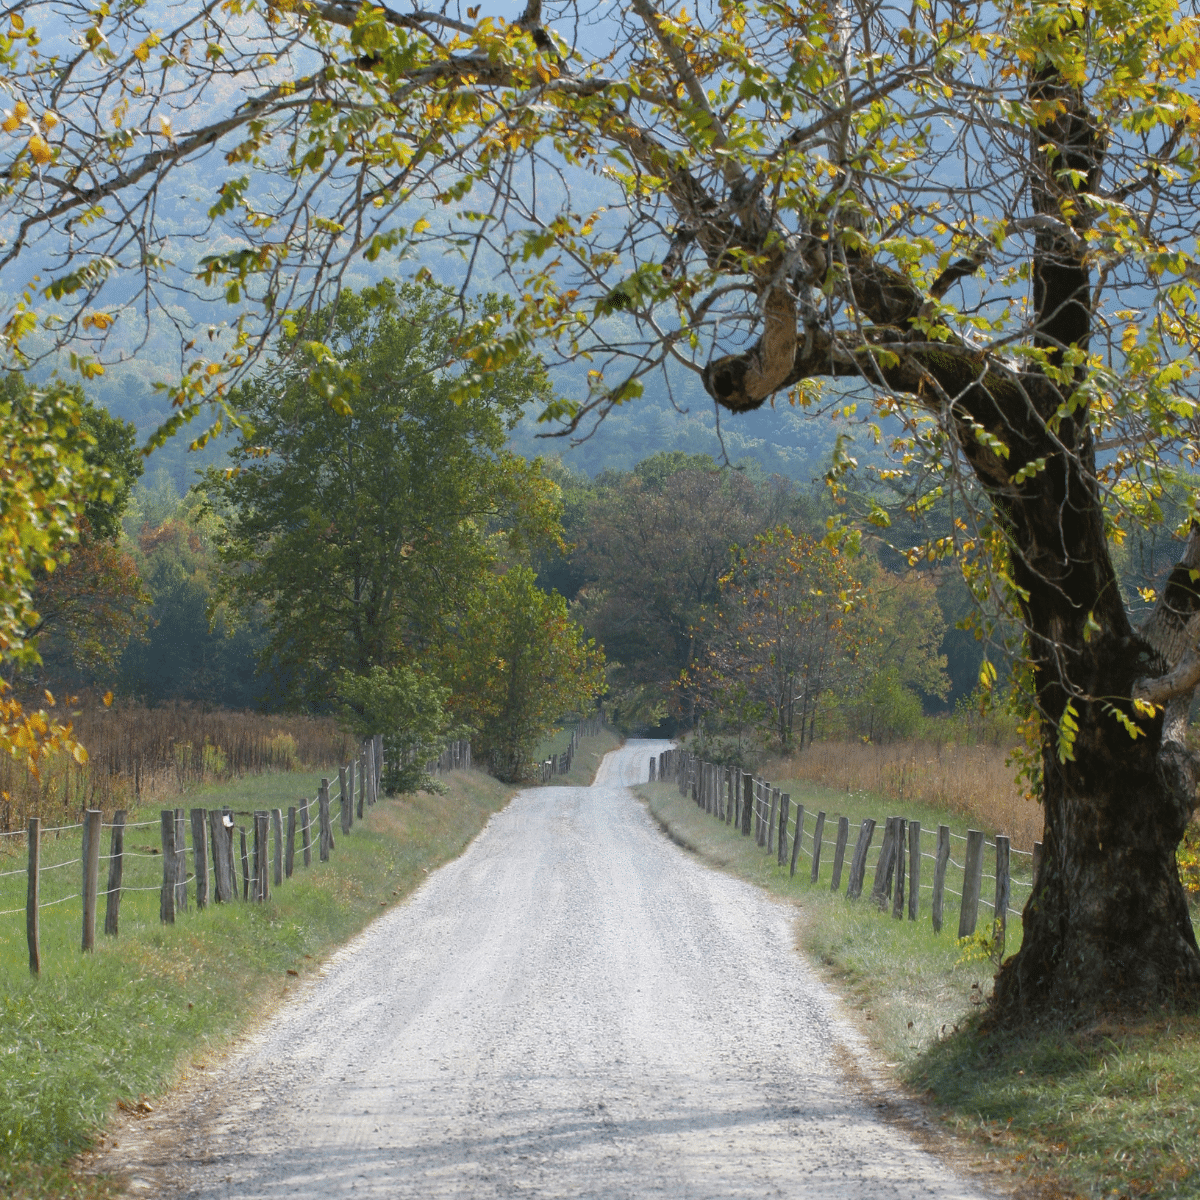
[809,811,826,884]
[285,807,296,878]
[272,808,283,887]
[240,826,251,900]
[358,750,366,819]
[777,794,790,866]
[104,810,125,936]
[210,810,233,903]
[907,820,920,920]
[830,815,850,892]
[27,817,40,975]
[190,809,209,910]
[846,819,877,900]
[958,830,986,938]
[870,817,899,910]
[788,802,804,877]
[741,772,754,837]
[932,825,951,933]
[174,808,188,914]
[726,768,734,826]
[767,787,779,853]
[340,764,352,834]
[254,811,270,901]
[319,779,331,862]
[994,835,1011,948]
[891,818,907,921]
[81,808,102,952]
[160,810,176,924]
[300,799,312,867]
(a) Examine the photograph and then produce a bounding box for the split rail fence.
[651,747,1038,943]
[2,735,471,975]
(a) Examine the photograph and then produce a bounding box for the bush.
[336,666,453,793]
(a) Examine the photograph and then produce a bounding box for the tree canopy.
[205,282,562,705]
[7,0,1200,1017]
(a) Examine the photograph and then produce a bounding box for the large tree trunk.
[996,688,1200,1015]
[695,52,1200,1020]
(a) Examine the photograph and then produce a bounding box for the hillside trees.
[574,453,799,727]
[692,528,947,752]
[8,0,1200,1017]
[117,500,270,707]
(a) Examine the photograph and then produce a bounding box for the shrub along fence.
[534,713,603,784]
[2,735,472,975]
[652,748,1036,946]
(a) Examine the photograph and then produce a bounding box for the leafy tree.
[13,0,1200,1017]
[449,566,605,782]
[23,394,149,685]
[696,527,867,754]
[833,571,950,743]
[337,665,453,794]
[205,283,563,704]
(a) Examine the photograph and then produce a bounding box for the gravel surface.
[101,739,992,1199]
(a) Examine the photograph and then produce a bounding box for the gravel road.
[105,739,992,1199]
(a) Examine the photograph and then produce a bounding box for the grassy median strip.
[0,767,516,1200]
[640,778,1200,1200]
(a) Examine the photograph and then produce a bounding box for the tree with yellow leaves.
[5,0,1200,1017]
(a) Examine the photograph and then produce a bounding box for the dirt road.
[104,739,990,1198]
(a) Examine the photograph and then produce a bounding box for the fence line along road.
[652,746,1035,948]
[0,734,479,976]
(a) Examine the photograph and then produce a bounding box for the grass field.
[760,737,1041,852]
[640,776,1200,1199]
[0,765,517,1200]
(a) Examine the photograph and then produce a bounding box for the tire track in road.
[103,739,992,1199]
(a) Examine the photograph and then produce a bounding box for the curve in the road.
[109,739,991,1199]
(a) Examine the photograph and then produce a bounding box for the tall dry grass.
[765,739,1042,851]
[0,699,353,830]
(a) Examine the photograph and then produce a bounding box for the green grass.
[0,767,516,1199]
[640,778,1200,1199]
[533,723,623,787]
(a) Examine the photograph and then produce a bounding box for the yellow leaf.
[103,691,114,707]
[28,133,51,164]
